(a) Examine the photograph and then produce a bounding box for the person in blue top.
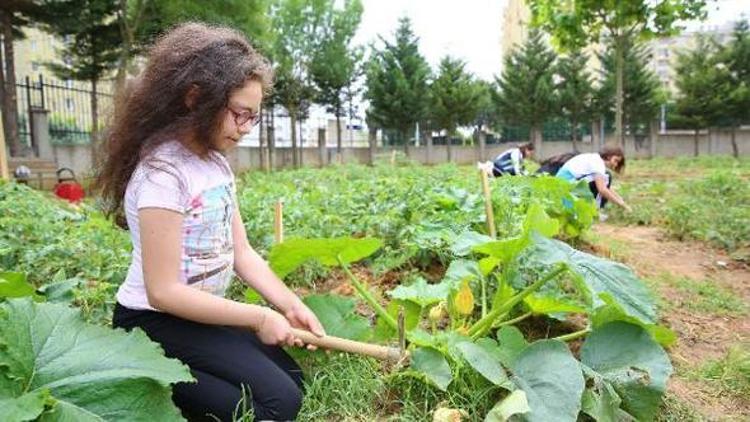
[490,142,535,176]
[556,146,632,213]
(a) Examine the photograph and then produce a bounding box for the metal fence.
[16,75,113,151]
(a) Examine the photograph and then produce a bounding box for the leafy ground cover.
[1,157,747,421]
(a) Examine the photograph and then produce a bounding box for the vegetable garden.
[1,158,748,421]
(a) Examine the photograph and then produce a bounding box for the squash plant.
[267,204,674,421]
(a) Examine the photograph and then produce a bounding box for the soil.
[592,223,750,420]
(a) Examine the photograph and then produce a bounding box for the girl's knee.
[254,383,303,421]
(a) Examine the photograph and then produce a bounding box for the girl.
[555,146,632,212]
[479,142,535,177]
[96,23,324,421]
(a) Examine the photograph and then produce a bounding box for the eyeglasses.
[226,106,260,127]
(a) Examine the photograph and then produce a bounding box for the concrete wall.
[50,127,750,175]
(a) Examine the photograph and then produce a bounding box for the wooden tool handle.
[291,328,403,362]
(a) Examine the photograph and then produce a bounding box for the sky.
[354,0,750,81]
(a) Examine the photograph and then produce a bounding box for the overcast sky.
[354,0,750,81]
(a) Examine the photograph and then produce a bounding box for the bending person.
[556,146,632,212]
[480,142,535,177]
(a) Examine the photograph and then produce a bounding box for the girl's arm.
[231,209,325,337]
[139,208,296,346]
[593,175,632,212]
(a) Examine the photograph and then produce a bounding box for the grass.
[660,274,748,316]
[655,394,703,422]
[690,343,750,403]
[609,158,750,255]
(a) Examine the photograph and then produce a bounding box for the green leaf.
[523,203,560,238]
[36,278,81,303]
[406,329,438,348]
[269,237,383,279]
[526,234,657,325]
[411,347,452,391]
[485,390,531,422]
[0,299,192,421]
[442,259,482,287]
[580,377,623,422]
[0,389,51,422]
[456,341,513,389]
[479,257,501,276]
[451,231,494,256]
[523,294,586,316]
[581,322,672,421]
[0,272,38,300]
[388,277,452,308]
[511,340,584,422]
[473,236,530,264]
[496,326,528,367]
[373,299,421,341]
[591,295,677,347]
[303,294,371,341]
[244,286,263,305]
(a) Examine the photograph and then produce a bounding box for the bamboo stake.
[479,169,496,238]
[291,328,404,362]
[0,107,8,180]
[274,200,284,244]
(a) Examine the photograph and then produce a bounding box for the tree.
[493,29,556,152]
[528,0,709,146]
[716,19,750,157]
[41,0,121,144]
[309,0,363,154]
[556,50,595,151]
[673,36,723,156]
[270,0,328,167]
[596,37,663,140]
[1,0,42,156]
[364,16,431,152]
[429,56,482,162]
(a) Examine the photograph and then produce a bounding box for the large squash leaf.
[0,299,193,421]
[456,341,513,389]
[388,277,452,308]
[268,237,382,279]
[525,234,657,325]
[510,340,584,422]
[0,272,39,301]
[411,347,453,391]
[581,322,672,422]
[303,294,371,341]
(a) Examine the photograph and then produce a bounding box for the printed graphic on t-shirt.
[182,182,235,296]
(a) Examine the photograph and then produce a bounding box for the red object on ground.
[53,168,85,203]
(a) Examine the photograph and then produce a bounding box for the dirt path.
[591,224,750,420]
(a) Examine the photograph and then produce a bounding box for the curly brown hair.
[94,22,273,227]
[599,145,626,173]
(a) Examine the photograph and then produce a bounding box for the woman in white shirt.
[556,146,632,212]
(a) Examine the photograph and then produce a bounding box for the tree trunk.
[368,126,376,166]
[268,109,275,171]
[403,130,409,156]
[446,131,453,163]
[1,10,21,157]
[258,104,265,171]
[91,78,99,144]
[298,117,304,167]
[693,129,699,157]
[290,110,298,168]
[336,111,342,154]
[531,125,542,156]
[615,36,625,147]
[571,120,579,153]
[731,126,739,158]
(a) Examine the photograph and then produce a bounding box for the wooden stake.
[274,200,284,244]
[390,150,396,166]
[291,328,404,362]
[480,170,496,238]
[0,107,8,180]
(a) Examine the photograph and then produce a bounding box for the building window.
[65,79,74,88]
[31,61,40,71]
[65,98,74,111]
[31,40,37,51]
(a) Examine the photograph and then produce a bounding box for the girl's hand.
[285,301,326,350]
[255,308,295,346]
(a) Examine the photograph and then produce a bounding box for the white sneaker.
[599,212,609,222]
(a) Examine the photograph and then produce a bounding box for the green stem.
[481,276,487,318]
[338,256,398,330]
[494,311,532,328]
[468,264,566,339]
[554,328,591,342]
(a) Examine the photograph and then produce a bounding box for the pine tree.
[556,50,595,151]
[673,36,723,156]
[364,16,430,151]
[494,29,557,152]
[716,19,750,157]
[597,37,663,138]
[429,56,482,162]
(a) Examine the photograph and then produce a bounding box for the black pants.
[113,303,304,421]
[588,177,612,209]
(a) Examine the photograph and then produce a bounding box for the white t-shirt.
[557,153,606,182]
[116,141,237,311]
